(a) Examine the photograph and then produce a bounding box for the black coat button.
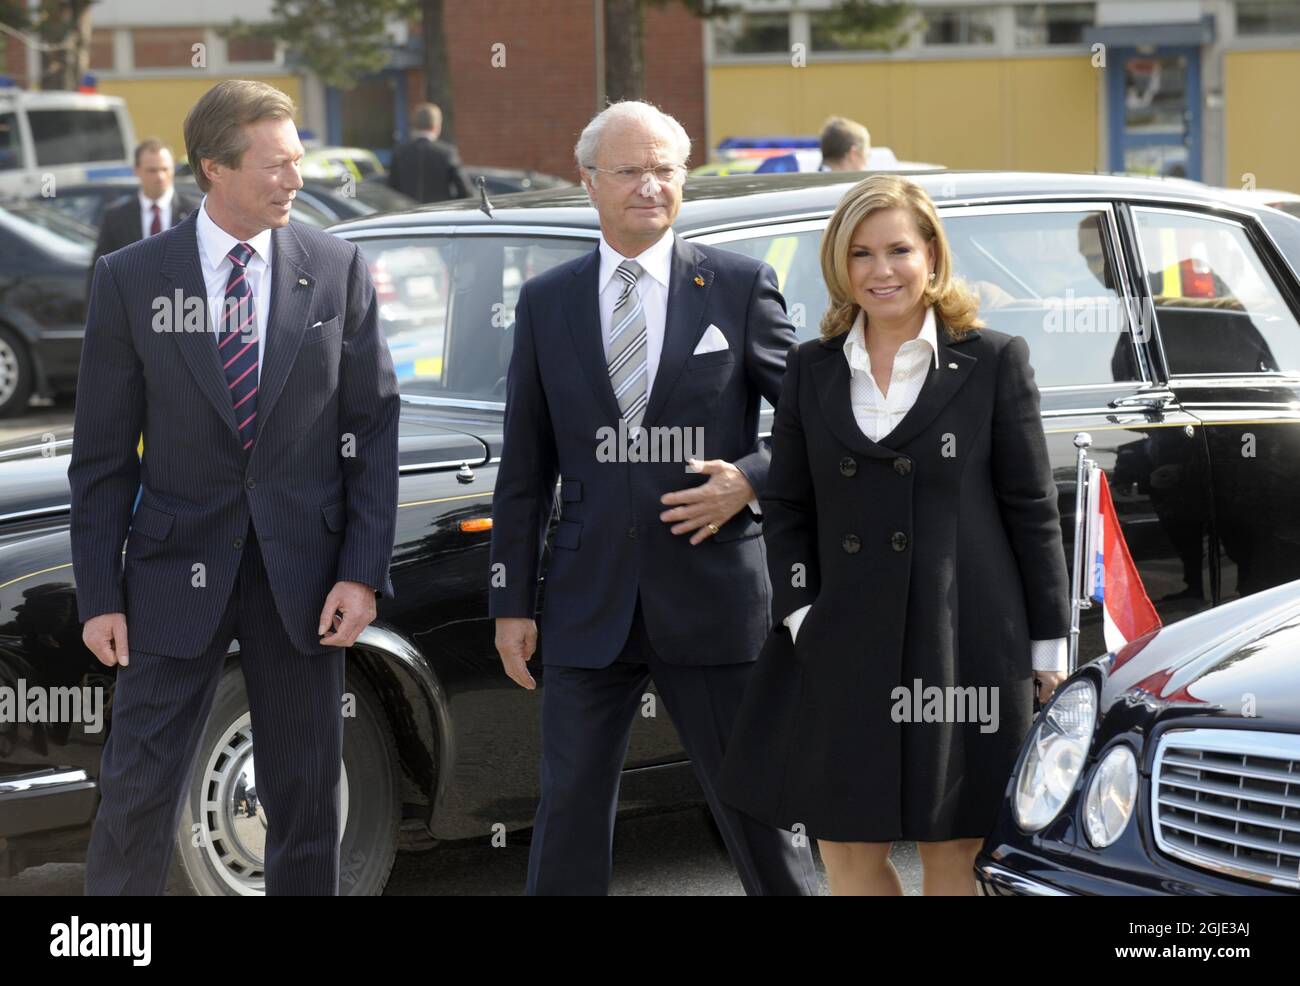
[245,478,256,489]
[891,531,908,552]
[839,456,857,477]
[842,534,861,554]
[893,457,912,476]
[233,536,245,549]
[627,526,638,540]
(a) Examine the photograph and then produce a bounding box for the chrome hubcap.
[0,336,18,405]
[196,711,349,895]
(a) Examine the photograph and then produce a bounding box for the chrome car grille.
[1152,728,1300,891]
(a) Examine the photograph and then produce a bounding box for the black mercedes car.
[3,171,1300,894]
[977,577,1300,896]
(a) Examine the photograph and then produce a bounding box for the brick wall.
[407,0,705,181]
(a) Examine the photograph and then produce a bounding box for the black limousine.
[2,170,1300,893]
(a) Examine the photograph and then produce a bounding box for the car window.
[27,109,126,167]
[1133,207,1300,376]
[704,208,1139,388]
[354,234,593,402]
[942,208,1140,386]
[0,112,23,172]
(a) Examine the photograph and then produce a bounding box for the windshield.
[0,198,94,261]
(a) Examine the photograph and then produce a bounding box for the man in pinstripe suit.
[68,80,400,895]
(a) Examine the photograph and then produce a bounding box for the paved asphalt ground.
[0,808,926,895]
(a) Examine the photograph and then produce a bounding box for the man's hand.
[84,613,129,668]
[495,618,538,689]
[318,581,378,648]
[659,458,755,545]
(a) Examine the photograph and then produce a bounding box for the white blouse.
[782,308,1068,673]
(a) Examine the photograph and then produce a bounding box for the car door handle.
[1109,390,1176,412]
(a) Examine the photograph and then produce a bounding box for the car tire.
[168,660,400,896]
[0,325,34,418]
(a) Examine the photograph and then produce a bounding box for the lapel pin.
[298,277,308,286]
[947,362,958,369]
[693,275,705,286]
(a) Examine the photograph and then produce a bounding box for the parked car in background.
[0,88,135,197]
[3,171,1300,893]
[460,165,571,197]
[0,197,94,415]
[41,176,338,231]
[978,577,1300,896]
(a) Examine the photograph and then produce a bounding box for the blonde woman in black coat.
[718,175,1070,895]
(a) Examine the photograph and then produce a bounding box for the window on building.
[1237,1,1300,34]
[1015,3,1095,46]
[712,12,790,55]
[809,5,918,52]
[228,37,276,63]
[132,26,206,69]
[89,28,115,70]
[922,6,997,45]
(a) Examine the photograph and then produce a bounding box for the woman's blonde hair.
[819,174,982,341]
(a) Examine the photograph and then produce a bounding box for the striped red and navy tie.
[218,241,259,452]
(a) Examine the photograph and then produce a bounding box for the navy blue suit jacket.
[69,210,400,658]
[488,234,796,667]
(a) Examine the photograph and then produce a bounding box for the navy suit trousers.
[526,596,818,895]
[84,521,346,895]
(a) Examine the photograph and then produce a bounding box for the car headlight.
[1083,744,1138,848]
[1013,678,1097,831]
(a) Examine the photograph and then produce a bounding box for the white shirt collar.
[843,305,941,372]
[139,185,175,211]
[598,226,675,294]
[196,195,273,271]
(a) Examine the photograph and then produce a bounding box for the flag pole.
[1068,432,1094,673]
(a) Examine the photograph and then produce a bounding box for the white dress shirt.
[196,196,273,372]
[783,307,1068,673]
[138,185,175,238]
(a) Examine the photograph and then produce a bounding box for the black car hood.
[1095,579,1300,723]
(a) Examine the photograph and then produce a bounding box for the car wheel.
[0,326,34,418]
[169,661,400,895]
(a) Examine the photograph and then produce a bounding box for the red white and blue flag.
[1085,466,1162,651]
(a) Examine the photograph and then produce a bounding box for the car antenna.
[477,175,493,218]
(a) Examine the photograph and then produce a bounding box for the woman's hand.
[1033,670,1067,706]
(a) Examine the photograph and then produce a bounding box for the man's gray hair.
[574,101,692,173]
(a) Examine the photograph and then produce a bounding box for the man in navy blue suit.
[69,80,400,895]
[489,101,816,894]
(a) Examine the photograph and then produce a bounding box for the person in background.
[91,138,197,271]
[819,116,871,172]
[387,102,472,204]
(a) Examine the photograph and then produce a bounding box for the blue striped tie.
[218,242,259,452]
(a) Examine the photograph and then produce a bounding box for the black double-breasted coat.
[717,319,1070,842]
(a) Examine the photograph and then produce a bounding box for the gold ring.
[707,522,720,535]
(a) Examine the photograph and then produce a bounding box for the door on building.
[1108,46,1202,181]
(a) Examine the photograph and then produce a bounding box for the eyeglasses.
[585,163,687,185]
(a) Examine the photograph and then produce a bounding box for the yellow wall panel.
[97,75,304,164]
[1225,50,1300,193]
[708,58,1098,173]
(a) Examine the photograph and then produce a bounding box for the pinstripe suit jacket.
[68,210,400,658]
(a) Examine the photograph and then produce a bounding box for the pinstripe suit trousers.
[83,520,346,896]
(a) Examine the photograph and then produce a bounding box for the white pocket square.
[693,324,729,356]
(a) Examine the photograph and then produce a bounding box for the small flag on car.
[1085,466,1162,652]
